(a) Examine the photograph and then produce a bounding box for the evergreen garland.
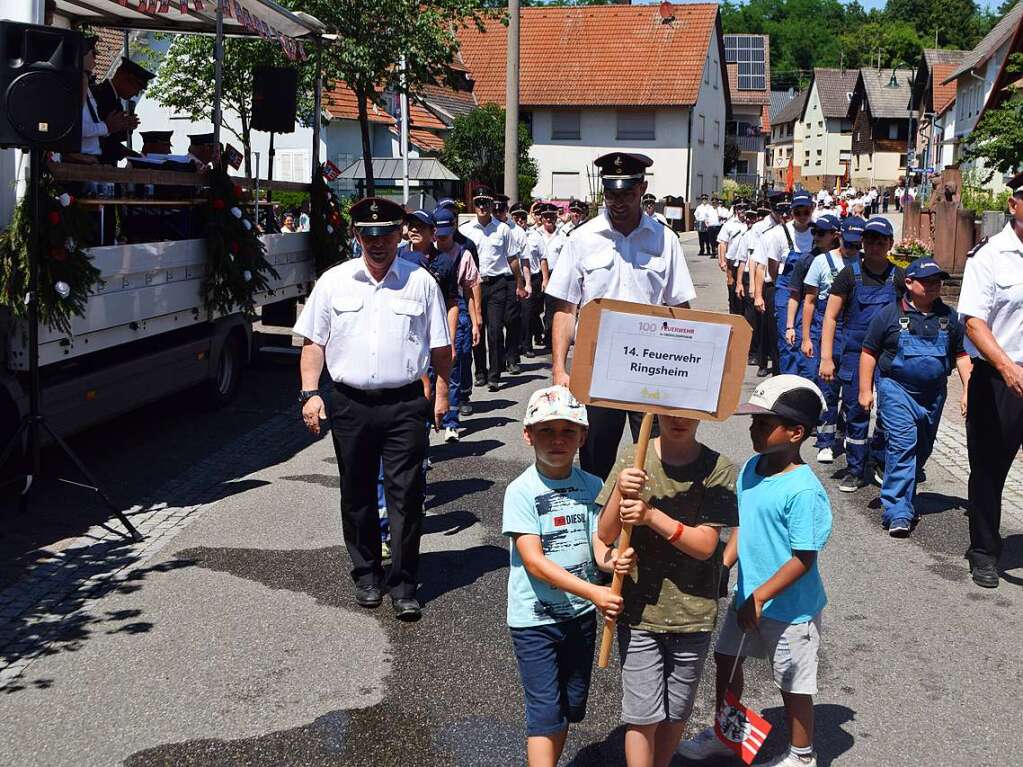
[200,166,279,318]
[0,173,101,336]
[310,168,349,275]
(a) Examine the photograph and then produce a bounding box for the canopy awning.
[340,158,459,182]
[54,0,324,39]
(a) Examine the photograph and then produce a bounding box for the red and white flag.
[714,689,773,765]
[322,160,342,182]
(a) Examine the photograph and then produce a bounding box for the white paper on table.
[588,310,732,412]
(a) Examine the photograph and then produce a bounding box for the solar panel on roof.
[724,35,766,90]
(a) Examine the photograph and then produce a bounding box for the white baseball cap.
[523,386,589,427]
[736,375,826,426]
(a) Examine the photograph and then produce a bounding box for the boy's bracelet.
[667,521,686,544]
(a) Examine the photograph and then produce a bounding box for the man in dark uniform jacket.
[90,58,154,165]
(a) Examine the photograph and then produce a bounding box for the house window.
[698,114,705,143]
[696,173,704,196]
[817,149,822,156]
[713,120,721,147]
[888,123,899,140]
[274,149,310,182]
[734,159,749,174]
[551,172,579,198]
[713,174,719,191]
[713,59,719,88]
[551,110,581,140]
[617,111,656,141]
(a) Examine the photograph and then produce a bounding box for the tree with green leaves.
[301,0,496,195]
[961,53,1023,181]
[441,104,538,198]
[149,35,309,177]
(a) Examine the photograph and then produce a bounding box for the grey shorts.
[715,600,822,695]
[617,626,712,725]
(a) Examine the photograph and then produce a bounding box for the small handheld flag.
[713,635,773,764]
[224,144,243,171]
[322,160,342,182]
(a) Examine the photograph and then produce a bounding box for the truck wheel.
[203,333,243,408]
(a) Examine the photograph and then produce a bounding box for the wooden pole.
[597,411,655,669]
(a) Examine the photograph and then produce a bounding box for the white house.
[457,3,729,202]
[798,68,859,192]
[723,34,771,187]
[908,49,966,175]
[944,1,1023,191]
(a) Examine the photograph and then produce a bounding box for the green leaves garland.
[310,169,349,275]
[200,166,279,318]
[0,173,101,335]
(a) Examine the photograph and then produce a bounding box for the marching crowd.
[292,150,1023,766]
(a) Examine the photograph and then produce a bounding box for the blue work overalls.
[774,226,806,375]
[790,248,822,380]
[443,293,473,430]
[840,261,896,479]
[811,251,845,449]
[876,312,950,526]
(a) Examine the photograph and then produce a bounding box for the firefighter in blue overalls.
[786,212,841,380]
[797,215,854,464]
[858,257,972,536]
[819,216,905,492]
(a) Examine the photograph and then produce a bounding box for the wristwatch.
[298,389,321,405]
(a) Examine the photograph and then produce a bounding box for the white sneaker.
[676,726,732,760]
[444,427,459,443]
[760,751,817,767]
[816,447,834,464]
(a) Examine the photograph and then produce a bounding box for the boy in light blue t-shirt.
[678,375,832,767]
[503,386,631,767]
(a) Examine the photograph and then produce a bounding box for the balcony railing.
[733,134,765,152]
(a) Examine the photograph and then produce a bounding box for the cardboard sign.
[569,299,752,420]
[664,206,684,220]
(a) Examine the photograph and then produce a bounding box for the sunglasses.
[843,241,862,249]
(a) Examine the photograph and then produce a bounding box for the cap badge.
[370,200,379,220]
[614,156,623,170]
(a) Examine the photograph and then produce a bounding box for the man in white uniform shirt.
[513,202,545,358]
[494,193,527,373]
[547,152,696,478]
[294,197,452,621]
[537,203,566,348]
[693,194,716,255]
[717,200,748,316]
[746,196,786,376]
[642,193,669,226]
[958,175,1023,588]
[460,189,525,391]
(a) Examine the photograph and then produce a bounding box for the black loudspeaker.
[0,22,82,150]
[251,67,297,134]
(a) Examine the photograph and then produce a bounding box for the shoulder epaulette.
[966,236,989,258]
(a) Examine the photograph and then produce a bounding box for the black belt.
[481,274,514,285]
[334,381,422,403]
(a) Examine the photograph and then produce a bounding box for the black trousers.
[757,283,779,373]
[740,273,760,357]
[966,360,1023,563]
[726,263,742,316]
[330,382,429,598]
[697,228,709,254]
[477,275,518,383]
[580,405,656,481]
[520,273,543,354]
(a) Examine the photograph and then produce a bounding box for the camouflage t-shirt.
[596,443,739,633]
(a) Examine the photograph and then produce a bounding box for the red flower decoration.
[50,246,66,262]
[330,213,341,226]
[229,241,239,254]
[47,211,60,225]
[212,198,225,210]
[233,185,243,198]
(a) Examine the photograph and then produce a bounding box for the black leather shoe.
[507,361,521,374]
[968,557,999,589]
[392,597,422,621]
[756,367,770,378]
[523,349,535,358]
[355,584,383,608]
[474,374,486,387]
[488,382,499,392]
[459,402,473,416]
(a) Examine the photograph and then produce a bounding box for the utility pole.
[503,0,520,202]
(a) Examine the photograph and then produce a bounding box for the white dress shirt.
[540,228,565,273]
[746,216,779,283]
[752,221,814,270]
[81,89,108,156]
[716,205,731,221]
[717,218,747,263]
[545,210,696,307]
[458,217,513,278]
[523,226,545,273]
[958,222,1023,364]
[506,220,527,263]
[293,256,450,389]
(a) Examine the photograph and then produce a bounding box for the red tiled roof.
[931,63,959,113]
[396,127,446,153]
[322,82,448,131]
[95,29,124,78]
[457,4,721,107]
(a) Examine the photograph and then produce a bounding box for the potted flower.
[889,237,932,268]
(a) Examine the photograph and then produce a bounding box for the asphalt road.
[1,229,1021,766]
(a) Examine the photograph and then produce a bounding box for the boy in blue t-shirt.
[678,375,832,767]
[503,386,631,767]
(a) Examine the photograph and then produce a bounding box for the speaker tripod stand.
[0,147,141,542]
